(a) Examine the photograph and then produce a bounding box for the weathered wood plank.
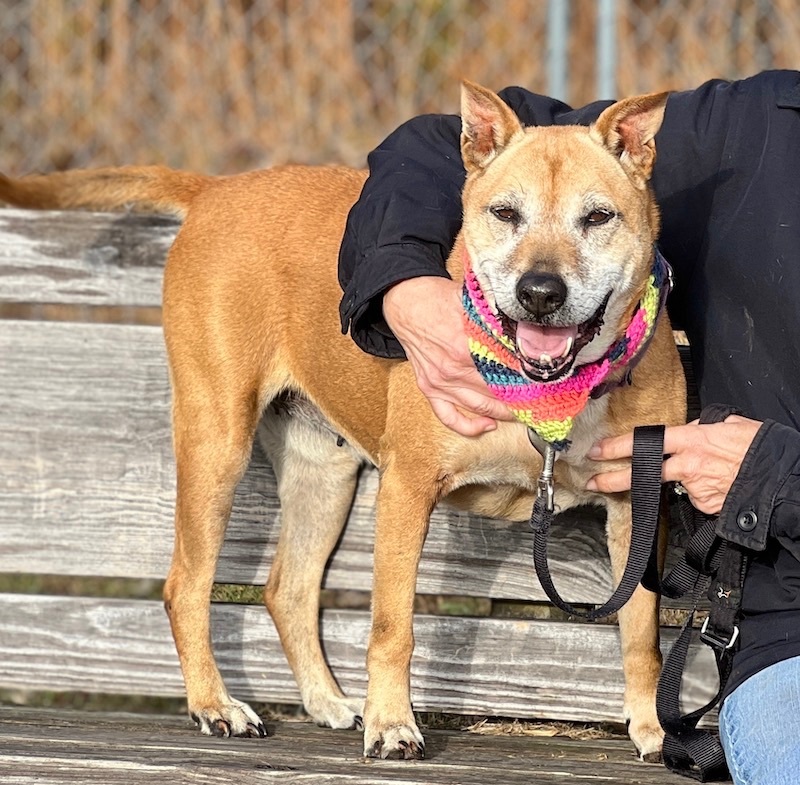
[0,595,718,724]
[0,708,690,785]
[0,318,617,603]
[0,208,173,306]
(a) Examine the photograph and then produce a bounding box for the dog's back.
[0,164,395,459]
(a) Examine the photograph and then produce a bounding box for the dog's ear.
[590,92,669,186]
[461,80,524,173]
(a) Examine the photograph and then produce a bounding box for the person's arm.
[715,420,800,550]
[337,112,464,359]
[337,111,512,435]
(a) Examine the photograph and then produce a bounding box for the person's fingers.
[429,398,497,436]
[449,388,517,422]
[585,468,632,493]
[587,433,635,461]
[584,456,703,493]
[586,468,723,514]
[589,423,711,462]
[410,353,515,424]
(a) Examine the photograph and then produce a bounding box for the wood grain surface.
[0,707,694,784]
[0,209,174,307]
[0,594,719,724]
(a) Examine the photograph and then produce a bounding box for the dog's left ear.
[461,80,525,173]
[590,92,670,186]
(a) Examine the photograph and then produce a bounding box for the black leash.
[529,403,747,782]
[529,424,665,620]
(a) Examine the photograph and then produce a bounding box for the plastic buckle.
[700,617,740,650]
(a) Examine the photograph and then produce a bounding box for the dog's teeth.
[539,353,552,365]
[565,336,574,354]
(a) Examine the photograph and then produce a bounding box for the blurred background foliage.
[1,0,799,175]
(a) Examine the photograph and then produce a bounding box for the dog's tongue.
[515,322,578,361]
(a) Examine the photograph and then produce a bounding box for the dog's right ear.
[460,81,524,173]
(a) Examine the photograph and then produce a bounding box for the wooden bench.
[0,207,719,783]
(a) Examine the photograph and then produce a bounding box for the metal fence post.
[547,0,570,102]
[596,0,617,99]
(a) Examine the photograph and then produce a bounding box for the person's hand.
[383,276,515,436]
[586,415,763,515]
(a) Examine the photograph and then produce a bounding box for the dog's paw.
[626,716,664,763]
[190,698,267,738]
[307,695,364,730]
[363,722,425,760]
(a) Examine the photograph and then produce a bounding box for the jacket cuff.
[339,243,452,359]
[716,420,800,550]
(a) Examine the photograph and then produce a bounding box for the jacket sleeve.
[716,420,800,551]
[337,112,465,359]
[337,88,612,358]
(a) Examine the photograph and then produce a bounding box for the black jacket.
[339,70,800,697]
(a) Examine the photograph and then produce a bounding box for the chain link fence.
[1,0,798,174]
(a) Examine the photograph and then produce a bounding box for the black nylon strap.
[529,403,747,781]
[529,424,665,620]
[655,403,748,782]
[658,610,732,782]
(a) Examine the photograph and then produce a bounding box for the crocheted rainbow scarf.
[463,250,671,451]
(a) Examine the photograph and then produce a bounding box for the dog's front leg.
[363,460,437,759]
[606,496,666,762]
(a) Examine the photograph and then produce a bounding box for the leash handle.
[530,424,665,620]
[654,402,747,782]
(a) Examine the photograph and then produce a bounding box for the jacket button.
[737,510,758,532]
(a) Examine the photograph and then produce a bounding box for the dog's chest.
[454,396,611,491]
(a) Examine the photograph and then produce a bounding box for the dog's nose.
[516,272,567,318]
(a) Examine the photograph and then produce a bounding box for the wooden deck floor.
[0,707,698,784]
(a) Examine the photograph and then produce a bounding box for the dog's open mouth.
[500,294,611,382]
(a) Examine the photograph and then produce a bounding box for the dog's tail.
[0,165,212,220]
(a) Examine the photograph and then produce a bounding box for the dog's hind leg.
[259,407,364,730]
[163,378,266,738]
[606,497,666,762]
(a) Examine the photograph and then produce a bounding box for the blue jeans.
[719,655,800,784]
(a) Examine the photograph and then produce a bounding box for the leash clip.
[532,436,556,513]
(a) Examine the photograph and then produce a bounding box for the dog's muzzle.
[499,292,611,382]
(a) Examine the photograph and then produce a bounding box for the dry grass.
[417,712,627,740]
[465,717,627,741]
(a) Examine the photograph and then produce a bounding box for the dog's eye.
[491,206,520,224]
[584,209,615,227]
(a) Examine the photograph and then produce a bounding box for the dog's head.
[460,81,669,382]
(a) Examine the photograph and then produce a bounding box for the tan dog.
[0,82,685,762]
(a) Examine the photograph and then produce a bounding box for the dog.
[0,82,685,762]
